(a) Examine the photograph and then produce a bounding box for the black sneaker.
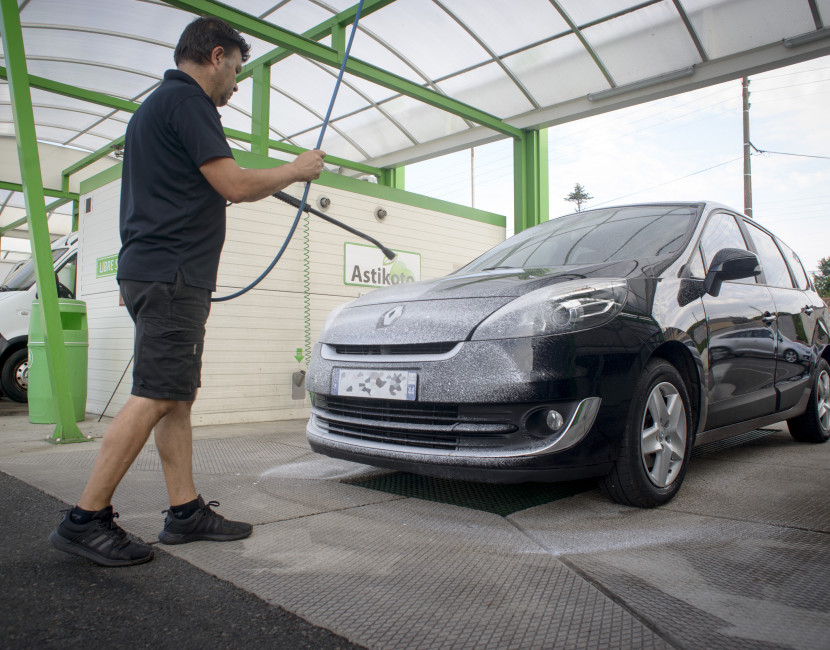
[49,506,154,567]
[158,496,252,545]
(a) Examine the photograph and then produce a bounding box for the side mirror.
[704,248,761,297]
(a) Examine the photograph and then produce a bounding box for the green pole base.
[46,422,92,445]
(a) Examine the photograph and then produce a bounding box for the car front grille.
[331,342,459,356]
[311,394,517,451]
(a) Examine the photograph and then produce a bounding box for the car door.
[742,221,819,410]
[697,211,778,430]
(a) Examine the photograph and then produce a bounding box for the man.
[49,17,326,567]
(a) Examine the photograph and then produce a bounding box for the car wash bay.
[2,1,830,647]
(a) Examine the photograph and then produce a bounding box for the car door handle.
[803,306,814,315]
[761,312,776,325]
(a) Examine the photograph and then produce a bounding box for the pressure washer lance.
[272,190,396,261]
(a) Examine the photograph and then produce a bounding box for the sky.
[405,55,830,275]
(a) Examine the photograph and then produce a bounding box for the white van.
[0,232,79,402]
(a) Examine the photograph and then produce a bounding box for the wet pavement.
[1,399,828,649]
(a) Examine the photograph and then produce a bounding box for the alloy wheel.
[817,368,830,433]
[640,381,687,488]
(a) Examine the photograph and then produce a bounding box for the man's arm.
[200,149,326,203]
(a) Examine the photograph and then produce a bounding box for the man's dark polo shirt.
[118,69,233,291]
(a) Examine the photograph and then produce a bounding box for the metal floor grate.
[348,472,596,516]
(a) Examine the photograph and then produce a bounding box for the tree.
[565,183,593,212]
[813,256,830,298]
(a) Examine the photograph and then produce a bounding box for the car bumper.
[305,328,645,482]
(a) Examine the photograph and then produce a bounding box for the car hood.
[321,259,642,345]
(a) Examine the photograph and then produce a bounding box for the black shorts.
[119,272,211,401]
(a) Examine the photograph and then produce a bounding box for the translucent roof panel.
[357,0,491,79]
[0,0,827,202]
[345,26,430,89]
[683,0,818,59]
[270,57,367,122]
[504,35,611,106]
[21,0,190,43]
[584,2,703,85]
[264,0,337,34]
[22,59,157,100]
[439,62,536,118]
[377,95,470,144]
[433,0,570,57]
[561,0,650,26]
[331,107,419,158]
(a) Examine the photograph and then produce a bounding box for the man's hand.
[291,150,326,182]
[200,149,327,203]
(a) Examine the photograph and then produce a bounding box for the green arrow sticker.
[294,348,304,363]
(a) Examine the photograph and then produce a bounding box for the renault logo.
[380,305,404,328]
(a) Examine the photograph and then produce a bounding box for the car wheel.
[600,359,693,508]
[787,358,830,443]
[784,349,797,364]
[1,348,29,403]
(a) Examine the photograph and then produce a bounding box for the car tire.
[783,349,797,364]
[787,358,830,444]
[1,348,29,403]
[600,359,693,508]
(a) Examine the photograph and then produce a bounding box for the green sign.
[96,254,118,278]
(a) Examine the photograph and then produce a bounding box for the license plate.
[332,368,417,401]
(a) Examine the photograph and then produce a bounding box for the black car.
[305,202,830,507]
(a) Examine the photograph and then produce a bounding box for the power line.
[592,157,742,207]
[749,142,830,160]
[751,78,830,93]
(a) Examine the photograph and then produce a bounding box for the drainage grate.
[348,472,596,516]
[692,428,778,458]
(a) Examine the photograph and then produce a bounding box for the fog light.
[546,410,565,431]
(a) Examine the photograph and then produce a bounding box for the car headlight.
[472,279,628,340]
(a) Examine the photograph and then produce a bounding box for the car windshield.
[0,247,68,291]
[460,205,699,273]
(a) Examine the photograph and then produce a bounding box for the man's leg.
[155,399,252,546]
[154,399,198,507]
[49,394,175,567]
[77,395,176,511]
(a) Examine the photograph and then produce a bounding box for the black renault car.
[305,202,830,507]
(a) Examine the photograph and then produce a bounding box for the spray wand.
[272,190,395,261]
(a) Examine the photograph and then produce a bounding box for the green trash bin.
[27,299,88,423]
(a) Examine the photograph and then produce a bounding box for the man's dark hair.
[174,17,251,65]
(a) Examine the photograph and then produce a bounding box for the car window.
[743,221,793,289]
[699,212,756,284]
[776,238,810,290]
[0,247,68,291]
[56,254,77,298]
[459,205,698,272]
[687,248,705,277]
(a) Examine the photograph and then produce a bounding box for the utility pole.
[742,77,753,217]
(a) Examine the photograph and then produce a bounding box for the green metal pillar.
[0,0,88,443]
[251,63,271,156]
[379,166,405,190]
[71,199,79,232]
[513,128,549,234]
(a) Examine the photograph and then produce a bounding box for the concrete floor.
[1,401,828,649]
